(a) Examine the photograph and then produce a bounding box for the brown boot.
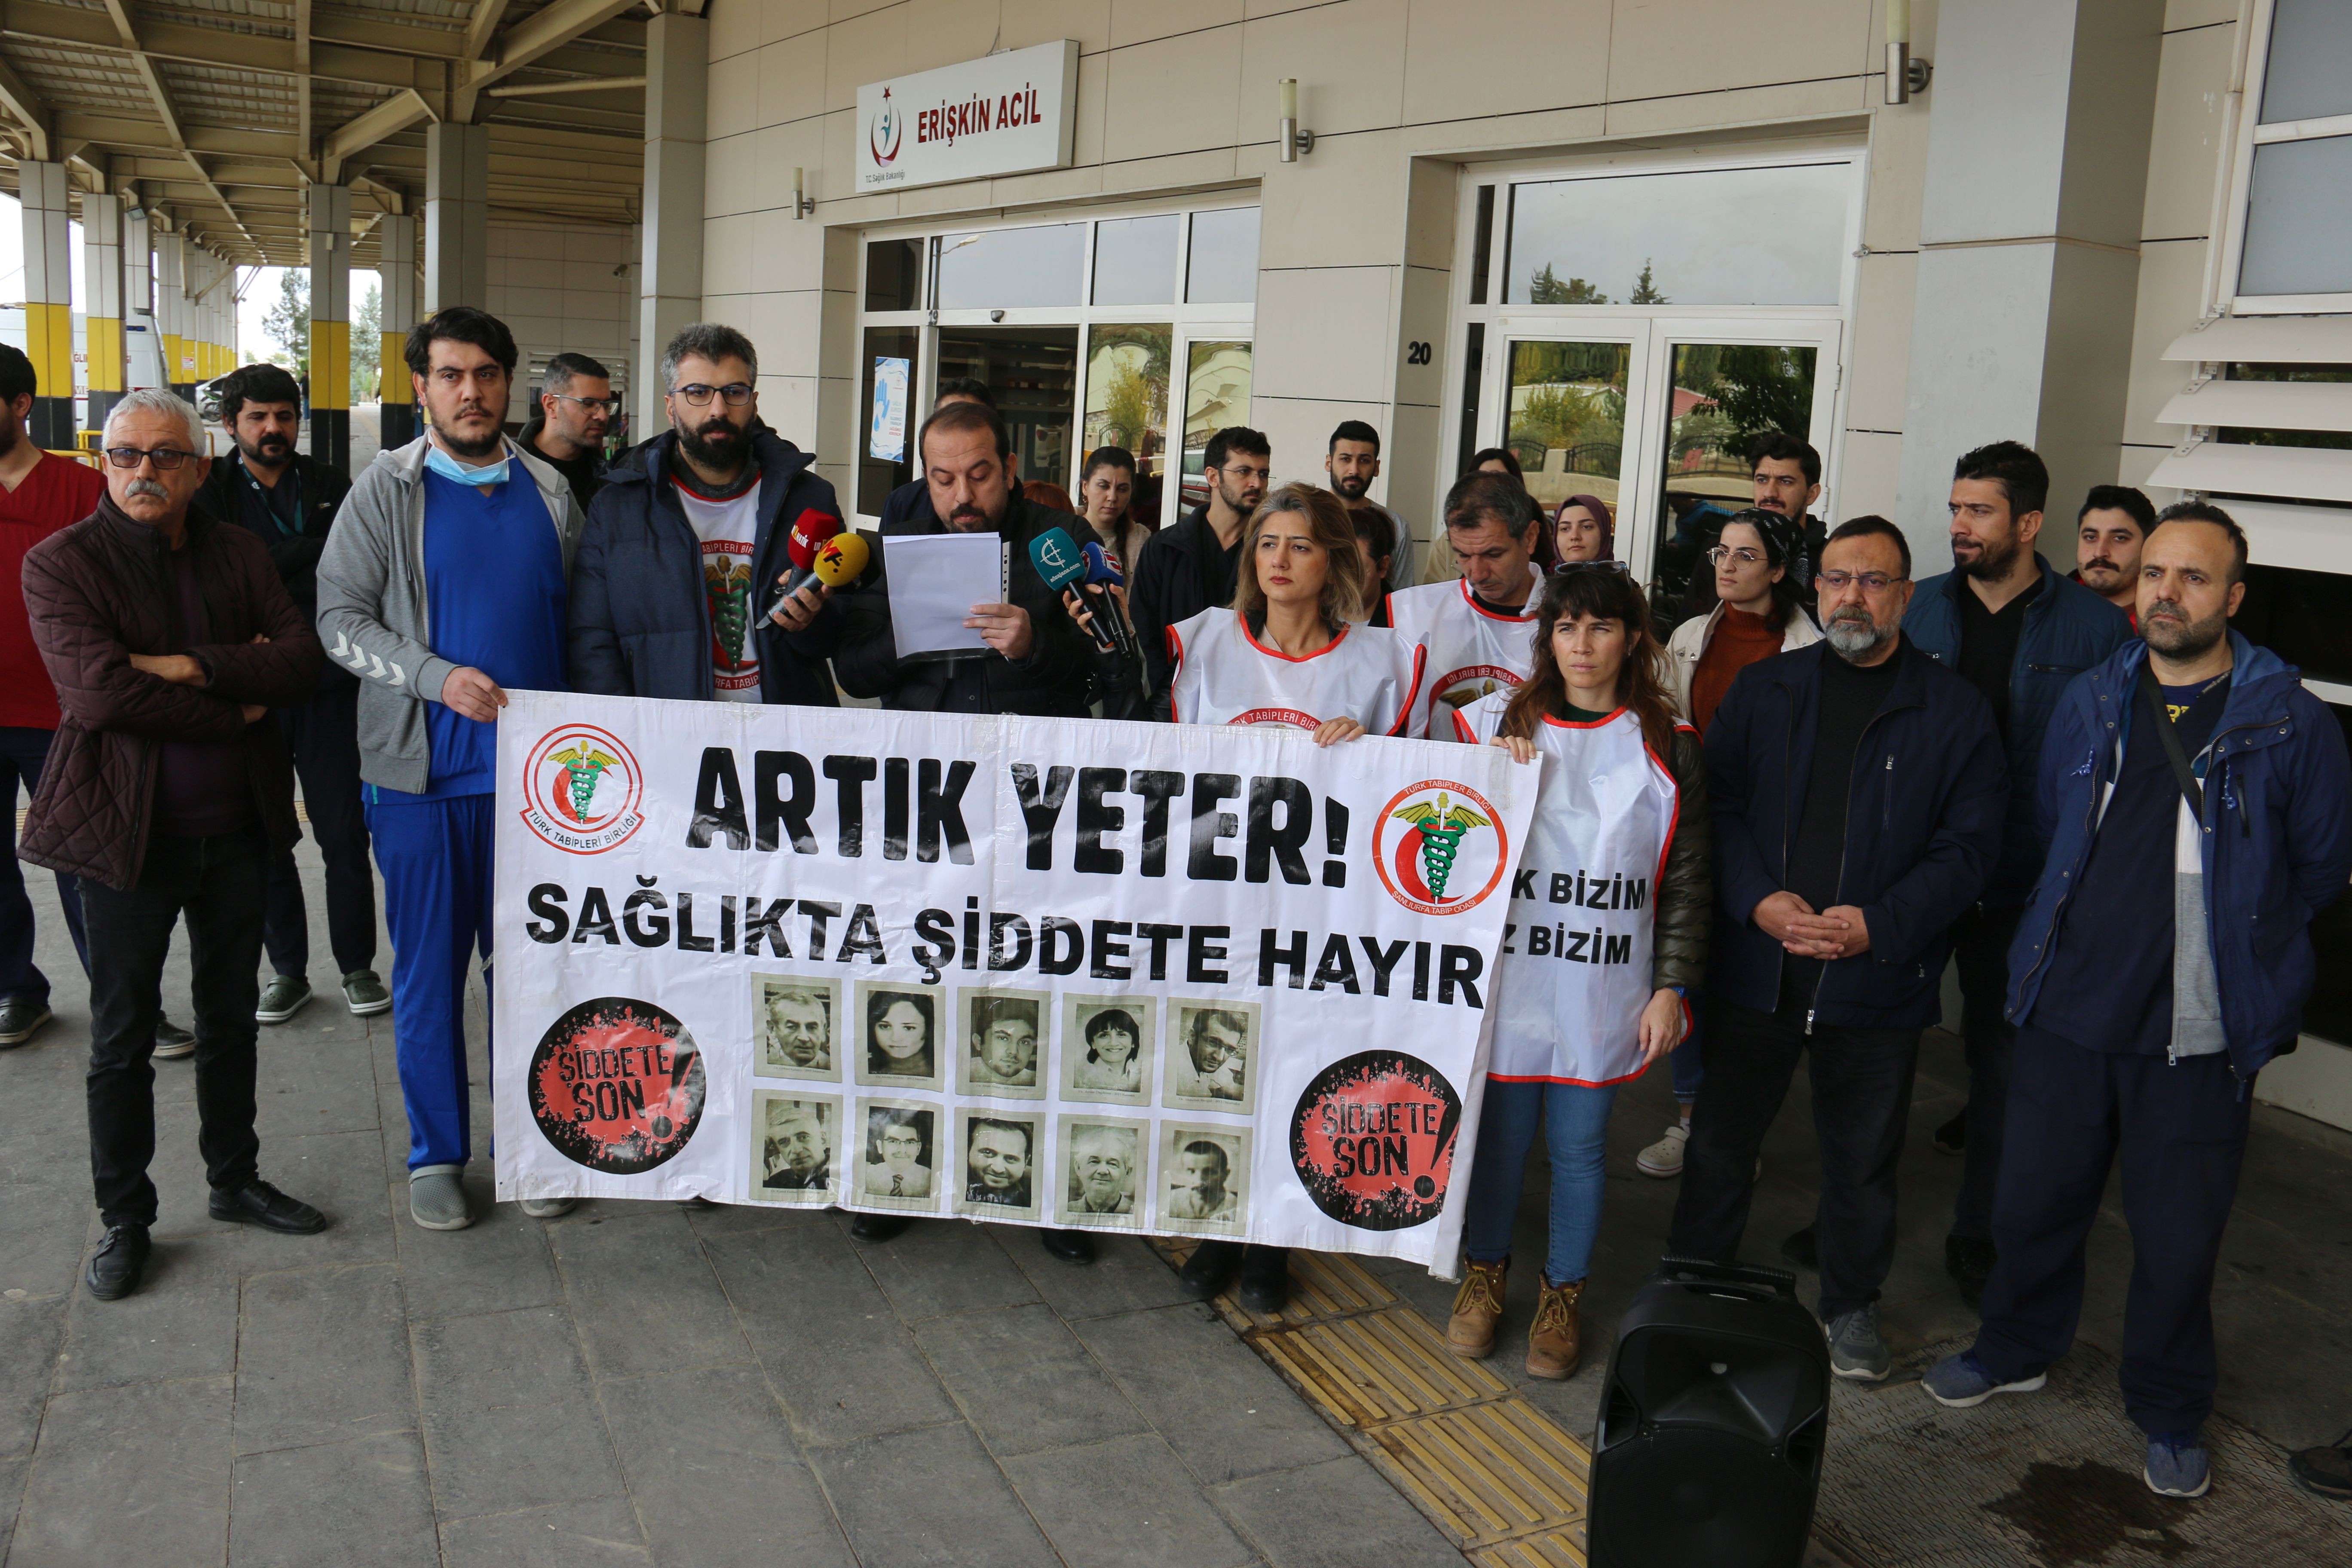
[1447,1259,1507,1358]
[1525,1278,1583,1379]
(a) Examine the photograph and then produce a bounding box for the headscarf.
[1555,493,1616,562]
[1729,505,1801,571]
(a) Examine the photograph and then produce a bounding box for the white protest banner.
[492,691,1533,1268]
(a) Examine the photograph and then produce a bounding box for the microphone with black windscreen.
[1079,539,1136,656]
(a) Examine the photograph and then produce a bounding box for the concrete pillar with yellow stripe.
[308,184,352,473]
[155,232,191,398]
[122,204,153,388]
[81,192,126,435]
[377,212,418,450]
[17,162,74,450]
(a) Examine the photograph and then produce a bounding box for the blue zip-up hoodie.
[1706,637,2008,1030]
[2006,633,2352,1078]
[567,427,845,707]
[1903,554,2133,907]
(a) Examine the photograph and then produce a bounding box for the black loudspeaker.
[1585,1258,1830,1568]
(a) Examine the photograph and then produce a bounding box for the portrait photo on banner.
[952,1108,1044,1222]
[1058,1115,1145,1230]
[1060,995,1156,1106]
[958,988,1049,1099]
[1161,1123,1250,1236]
[857,1099,942,1212]
[1164,1000,1259,1116]
[749,1089,838,1205]
[753,973,842,1081]
[856,982,946,1092]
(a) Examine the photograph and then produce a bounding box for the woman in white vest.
[1640,510,1820,1179]
[1444,565,1712,1380]
[1165,484,1423,1314]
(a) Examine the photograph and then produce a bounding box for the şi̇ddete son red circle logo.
[519,723,645,854]
[1289,1051,1463,1231]
[1370,780,1509,916]
[527,998,706,1174]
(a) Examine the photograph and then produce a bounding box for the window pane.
[935,326,1080,487]
[1507,340,1629,518]
[936,225,1086,310]
[1646,343,1817,633]
[1093,216,1179,306]
[2306,701,2352,1045]
[2239,137,2352,297]
[858,325,919,516]
[1505,165,1850,306]
[2261,0,2352,125]
[1083,326,1173,503]
[1186,208,1261,303]
[1180,340,1253,511]
[865,238,924,312]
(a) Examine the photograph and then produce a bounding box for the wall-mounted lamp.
[1277,79,1315,162]
[791,166,815,219]
[1885,0,1932,104]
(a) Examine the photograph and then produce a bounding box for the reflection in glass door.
[1177,337,1252,517]
[1082,324,1173,522]
[935,327,1080,486]
[1646,341,1819,631]
[1502,338,1635,516]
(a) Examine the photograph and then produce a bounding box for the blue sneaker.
[1921,1351,2048,1409]
[2145,1430,2211,1498]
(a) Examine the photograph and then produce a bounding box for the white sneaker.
[519,1197,576,1219]
[1637,1122,1689,1178]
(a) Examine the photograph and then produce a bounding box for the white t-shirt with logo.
[674,478,763,702]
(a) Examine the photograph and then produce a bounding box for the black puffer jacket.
[1653,727,1712,995]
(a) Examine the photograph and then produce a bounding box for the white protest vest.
[1168,609,1425,736]
[1387,571,1540,740]
[1473,695,1682,1085]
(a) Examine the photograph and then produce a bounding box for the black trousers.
[83,828,267,1227]
[0,725,86,1002]
[1951,903,2024,1240]
[1668,1000,1922,1320]
[263,684,376,978]
[1971,1026,2251,1436]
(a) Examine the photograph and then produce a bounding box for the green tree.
[1629,260,1668,304]
[262,269,309,373]
[350,281,381,404]
[1528,263,1609,304]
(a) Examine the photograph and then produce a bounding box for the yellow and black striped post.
[307,184,352,473]
[155,231,193,399]
[83,193,126,432]
[377,213,418,449]
[18,163,74,449]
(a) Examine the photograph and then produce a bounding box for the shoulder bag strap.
[2136,660,2204,824]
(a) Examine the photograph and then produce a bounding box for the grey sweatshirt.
[314,434,582,794]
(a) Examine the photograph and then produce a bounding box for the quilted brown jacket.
[19,498,323,891]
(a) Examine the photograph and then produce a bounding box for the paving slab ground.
[2,829,2348,1565]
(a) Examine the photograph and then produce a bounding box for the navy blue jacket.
[1707,638,2008,1029]
[2006,634,2351,1076]
[567,429,844,706]
[1903,555,2132,906]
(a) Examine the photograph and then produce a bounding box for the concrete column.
[636,11,706,436]
[123,204,153,389]
[83,193,126,430]
[17,162,73,448]
[190,250,215,385]
[308,184,353,472]
[154,233,190,397]
[377,212,420,449]
[1894,0,2166,567]
[424,123,489,314]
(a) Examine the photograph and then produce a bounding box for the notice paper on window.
[885,533,1008,663]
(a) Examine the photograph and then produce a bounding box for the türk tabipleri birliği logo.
[520,723,646,855]
[1371,781,1508,916]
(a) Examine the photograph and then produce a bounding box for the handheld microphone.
[762,511,845,624]
[810,530,869,589]
[1029,527,1115,651]
[1078,541,1136,655]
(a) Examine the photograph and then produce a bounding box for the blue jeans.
[1462,1078,1621,1287]
[366,791,493,1170]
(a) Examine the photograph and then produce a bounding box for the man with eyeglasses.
[569,322,845,708]
[1670,515,2004,1384]
[518,352,615,517]
[21,388,330,1300]
[1130,425,1270,708]
[1898,441,2129,1310]
[317,306,584,1234]
[192,363,385,1030]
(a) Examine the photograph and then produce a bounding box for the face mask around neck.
[425,441,510,486]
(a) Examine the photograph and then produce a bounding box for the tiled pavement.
[3,837,2349,1565]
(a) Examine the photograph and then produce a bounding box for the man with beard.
[761,1104,830,1190]
[1678,433,1830,621]
[1323,420,1414,594]
[2071,484,2156,626]
[1388,471,1542,738]
[876,378,995,532]
[1896,441,2129,1308]
[0,342,104,1050]
[964,1118,1034,1208]
[966,996,1038,1089]
[1925,505,2349,1502]
[1131,426,1269,706]
[317,306,583,1234]
[517,352,614,517]
[1671,516,2003,1384]
[193,364,383,1028]
[569,323,844,707]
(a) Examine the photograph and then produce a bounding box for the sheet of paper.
[886,533,1004,662]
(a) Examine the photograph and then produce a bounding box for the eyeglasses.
[1551,558,1631,575]
[1705,546,1767,567]
[104,446,198,471]
[671,383,754,407]
[548,393,622,415]
[1817,570,1906,594]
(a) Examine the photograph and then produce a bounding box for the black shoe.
[0,998,52,1047]
[1946,1233,1997,1309]
[1038,1228,1095,1265]
[1177,1239,1244,1301]
[2289,1432,2352,1500]
[1933,1109,1968,1155]
[1781,1225,1818,1270]
[86,1224,151,1300]
[153,1017,196,1061]
[1237,1245,1292,1314]
[208,1179,328,1234]
[849,1213,912,1243]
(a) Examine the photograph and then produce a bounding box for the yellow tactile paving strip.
[1158,1242,1593,1565]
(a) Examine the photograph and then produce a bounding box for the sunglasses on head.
[1551,559,1631,576]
